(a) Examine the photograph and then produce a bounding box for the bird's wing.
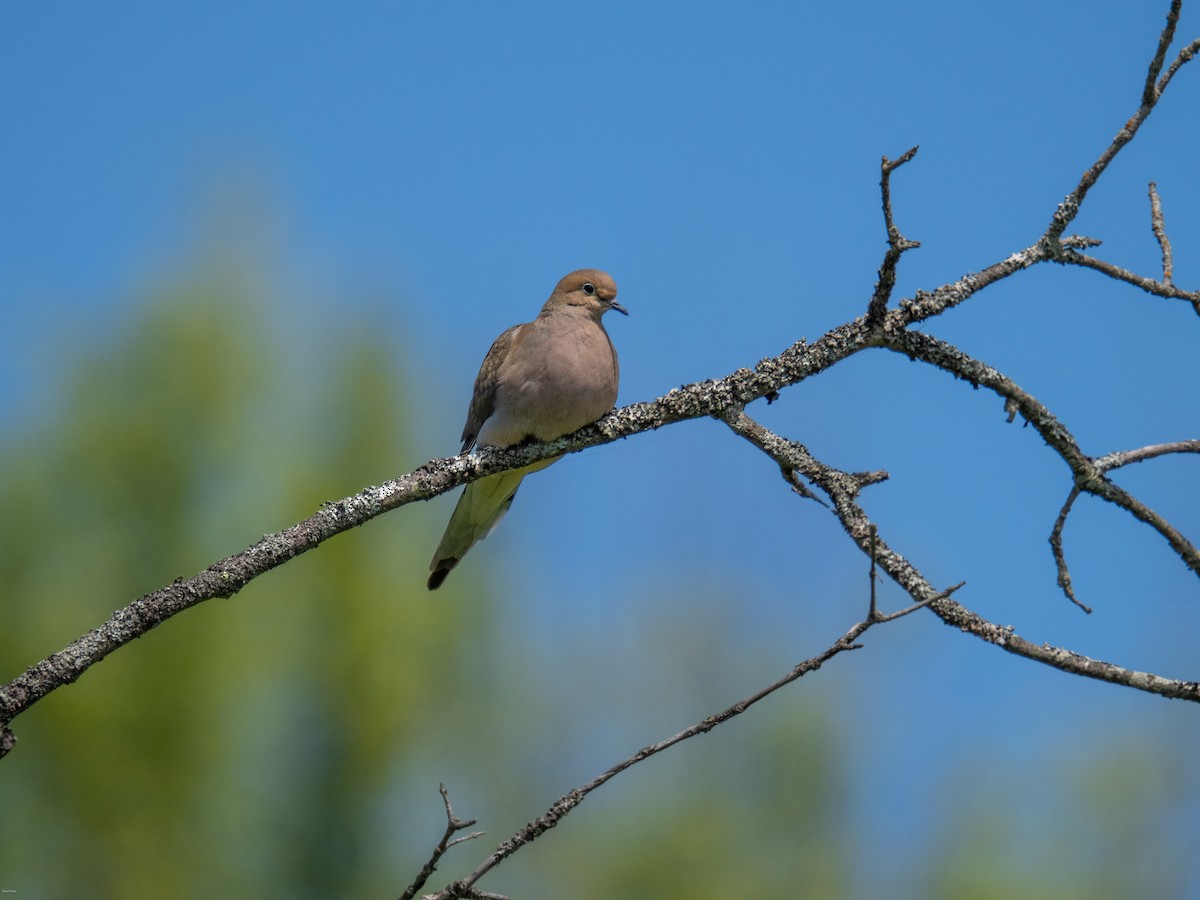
[460,322,523,452]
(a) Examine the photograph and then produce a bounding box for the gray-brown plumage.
[428,269,627,590]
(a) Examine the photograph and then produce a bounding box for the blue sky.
[3,1,1199,893]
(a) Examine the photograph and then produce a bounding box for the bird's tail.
[426,459,555,590]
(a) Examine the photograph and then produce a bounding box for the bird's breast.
[499,323,618,444]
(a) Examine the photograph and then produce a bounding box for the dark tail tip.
[427,560,456,591]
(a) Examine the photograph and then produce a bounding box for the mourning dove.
[427,269,627,590]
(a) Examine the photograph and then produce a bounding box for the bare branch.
[398,785,485,900]
[1144,0,1183,105]
[1049,487,1092,614]
[883,330,1200,592]
[868,525,879,621]
[884,235,1109,330]
[4,3,1198,762]
[0,330,892,747]
[1044,440,1200,610]
[868,146,921,322]
[716,407,887,503]
[1045,2,1198,246]
[424,572,942,898]
[782,468,829,506]
[1155,35,1200,99]
[893,242,1049,326]
[1060,250,1199,306]
[720,410,1200,702]
[872,580,966,625]
[1095,440,1200,472]
[1047,177,1199,311]
[1148,181,1175,286]
[882,330,1093,472]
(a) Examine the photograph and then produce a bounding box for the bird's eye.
[582,282,596,295]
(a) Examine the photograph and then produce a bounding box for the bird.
[427,268,627,590]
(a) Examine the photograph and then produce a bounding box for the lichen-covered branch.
[1149,181,1176,287]
[881,330,1200,590]
[3,0,1199,774]
[868,145,921,323]
[1050,486,1090,613]
[1043,0,1192,247]
[720,409,1200,703]
[1049,442,1200,613]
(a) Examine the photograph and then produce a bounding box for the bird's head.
[546,269,628,319]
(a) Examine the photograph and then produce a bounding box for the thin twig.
[1095,440,1200,472]
[398,785,486,900]
[1044,1,1192,246]
[1061,251,1198,305]
[1049,486,1092,614]
[1155,36,1200,99]
[868,146,921,322]
[1144,0,1183,105]
[782,466,828,507]
[872,584,965,625]
[868,525,879,620]
[1043,439,1200,610]
[424,572,946,899]
[1148,182,1175,286]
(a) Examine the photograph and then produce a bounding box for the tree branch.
[1050,442,1200,613]
[423,571,953,899]
[1095,440,1200,472]
[3,1,1198,771]
[1050,486,1091,614]
[1044,0,1194,248]
[1145,0,1184,105]
[867,145,921,324]
[399,785,488,900]
[1148,181,1175,287]
[720,409,1200,703]
[1059,250,1200,308]
[881,330,1200,591]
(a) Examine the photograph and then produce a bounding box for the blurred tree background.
[0,241,1192,899]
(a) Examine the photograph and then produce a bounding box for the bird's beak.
[606,298,629,316]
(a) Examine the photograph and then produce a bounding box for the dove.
[427,269,626,590]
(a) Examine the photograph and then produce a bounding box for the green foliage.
[0,265,481,898]
[922,743,1190,900]
[528,705,850,899]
